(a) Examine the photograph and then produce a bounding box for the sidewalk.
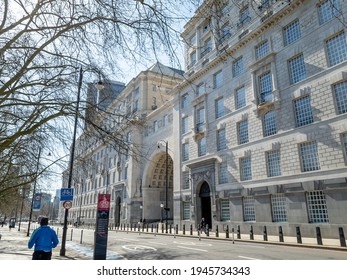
[0,226,88,260]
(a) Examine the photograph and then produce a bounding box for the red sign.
[97,194,110,211]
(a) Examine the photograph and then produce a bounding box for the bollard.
[263,226,268,241]
[190,224,193,235]
[169,224,172,234]
[151,224,154,233]
[80,230,83,244]
[339,227,346,247]
[175,224,178,235]
[206,224,209,236]
[279,226,284,242]
[146,224,149,232]
[183,224,186,235]
[70,229,73,241]
[226,225,229,238]
[156,224,159,234]
[316,227,323,245]
[296,226,302,244]
[250,225,254,240]
[161,223,164,233]
[232,227,235,244]
[216,225,219,238]
[130,224,132,231]
[237,225,241,239]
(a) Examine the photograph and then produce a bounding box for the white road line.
[148,241,167,245]
[177,246,208,252]
[119,238,141,242]
[238,256,261,260]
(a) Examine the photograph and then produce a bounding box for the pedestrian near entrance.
[28,217,59,260]
[200,217,206,234]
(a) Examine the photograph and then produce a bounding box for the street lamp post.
[26,147,42,237]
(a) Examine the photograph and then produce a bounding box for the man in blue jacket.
[28,217,59,260]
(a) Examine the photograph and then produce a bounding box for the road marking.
[119,238,141,242]
[238,255,260,260]
[148,241,167,245]
[173,241,212,247]
[177,246,208,252]
[122,245,157,252]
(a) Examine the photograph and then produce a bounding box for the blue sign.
[33,193,42,211]
[60,188,74,201]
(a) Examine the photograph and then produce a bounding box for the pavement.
[1,224,347,260]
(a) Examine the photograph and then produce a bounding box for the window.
[198,137,206,156]
[271,194,287,222]
[243,196,256,221]
[334,80,347,114]
[300,141,320,172]
[190,51,197,67]
[220,200,230,221]
[214,71,223,88]
[182,172,190,189]
[182,93,189,108]
[289,54,306,84]
[217,128,227,151]
[233,56,244,77]
[256,40,269,60]
[342,133,347,164]
[326,32,347,67]
[219,162,228,184]
[182,116,189,134]
[266,150,281,177]
[240,157,252,181]
[183,202,190,220]
[182,143,189,161]
[196,107,205,131]
[197,83,205,96]
[239,6,250,26]
[283,19,301,46]
[306,191,329,223]
[238,120,249,144]
[153,120,158,132]
[215,98,224,119]
[235,86,246,109]
[163,115,169,127]
[294,96,314,127]
[201,37,212,58]
[263,110,277,137]
[259,72,273,103]
[318,0,341,25]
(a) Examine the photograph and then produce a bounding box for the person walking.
[200,217,206,234]
[28,217,59,260]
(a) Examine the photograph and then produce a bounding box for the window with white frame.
[318,0,341,25]
[256,40,269,60]
[214,71,223,88]
[235,86,246,109]
[215,97,224,119]
[182,172,190,189]
[198,137,206,156]
[259,72,273,103]
[219,162,228,184]
[183,202,190,220]
[201,37,212,58]
[233,56,244,77]
[326,32,347,67]
[306,191,329,223]
[217,128,227,151]
[182,143,189,161]
[240,157,252,181]
[243,196,256,221]
[197,83,205,96]
[220,199,230,221]
[239,6,250,26]
[267,150,281,177]
[289,53,306,84]
[334,80,347,114]
[283,19,301,46]
[182,116,189,134]
[163,115,169,127]
[263,110,277,137]
[300,141,320,172]
[196,107,205,131]
[294,95,314,127]
[238,120,249,144]
[271,194,288,222]
[182,93,189,108]
[342,133,347,164]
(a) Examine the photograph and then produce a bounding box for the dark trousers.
[32,250,52,260]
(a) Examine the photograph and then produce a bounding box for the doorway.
[199,181,212,228]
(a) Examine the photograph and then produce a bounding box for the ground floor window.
[243,196,256,222]
[271,194,288,222]
[183,202,190,220]
[306,191,329,223]
[220,199,230,221]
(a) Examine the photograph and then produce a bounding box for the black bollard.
[216,225,219,237]
[206,224,209,236]
[170,224,172,234]
[250,225,254,240]
[279,226,284,242]
[190,224,193,235]
[226,225,229,238]
[70,229,73,241]
[80,230,83,244]
[339,227,346,247]
[296,226,302,244]
[263,226,268,241]
[175,224,178,235]
[183,224,186,235]
[316,227,323,245]
[237,225,241,239]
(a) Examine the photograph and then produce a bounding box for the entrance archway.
[199,181,212,229]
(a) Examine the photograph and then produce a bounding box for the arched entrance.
[200,181,212,229]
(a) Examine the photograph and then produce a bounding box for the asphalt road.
[61,227,347,260]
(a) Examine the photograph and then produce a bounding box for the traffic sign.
[63,200,73,209]
[60,188,74,201]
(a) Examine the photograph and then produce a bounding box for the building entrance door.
[199,181,212,229]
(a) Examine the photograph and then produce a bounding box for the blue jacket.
[28,226,59,252]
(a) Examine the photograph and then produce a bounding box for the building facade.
[62,0,347,238]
